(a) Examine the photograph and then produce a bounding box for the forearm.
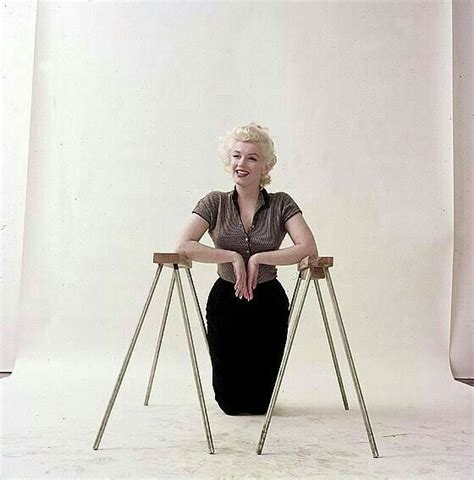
[254,244,318,266]
[175,240,236,264]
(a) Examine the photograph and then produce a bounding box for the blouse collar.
[231,186,270,214]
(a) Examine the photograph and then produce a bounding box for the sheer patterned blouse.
[192,186,302,284]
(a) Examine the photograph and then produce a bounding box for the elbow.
[305,240,319,259]
[296,243,318,264]
[175,240,188,255]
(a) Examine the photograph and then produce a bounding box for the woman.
[175,123,318,415]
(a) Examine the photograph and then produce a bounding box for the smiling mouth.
[235,170,249,177]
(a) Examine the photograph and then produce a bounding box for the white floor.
[1,356,472,479]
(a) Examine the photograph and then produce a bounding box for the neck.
[235,183,261,202]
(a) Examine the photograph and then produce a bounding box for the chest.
[208,197,286,255]
[238,204,257,234]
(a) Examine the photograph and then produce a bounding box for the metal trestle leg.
[324,267,378,458]
[93,257,214,454]
[256,260,379,458]
[144,273,175,406]
[145,267,210,404]
[313,279,349,410]
[174,266,215,454]
[93,264,163,450]
[185,268,210,353]
[256,268,312,454]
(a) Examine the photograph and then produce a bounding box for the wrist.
[230,251,241,263]
[251,252,262,264]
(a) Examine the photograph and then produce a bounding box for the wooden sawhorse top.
[153,253,333,277]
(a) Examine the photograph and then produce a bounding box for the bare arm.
[175,213,250,300]
[245,212,318,297]
[175,213,237,264]
[253,213,318,266]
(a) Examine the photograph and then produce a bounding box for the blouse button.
[245,237,249,241]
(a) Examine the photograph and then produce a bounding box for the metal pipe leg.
[144,273,176,406]
[174,266,215,454]
[256,269,312,455]
[185,268,210,354]
[313,279,349,410]
[287,276,302,331]
[324,267,379,458]
[93,264,164,450]
[281,277,302,361]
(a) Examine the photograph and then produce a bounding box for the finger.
[248,286,253,301]
[241,277,247,298]
[237,274,245,294]
[237,281,244,299]
[236,269,246,298]
[247,278,253,297]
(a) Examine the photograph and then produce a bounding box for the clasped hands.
[232,252,260,301]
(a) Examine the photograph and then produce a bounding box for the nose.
[237,156,249,166]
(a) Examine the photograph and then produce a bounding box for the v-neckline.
[235,190,263,235]
[238,208,256,236]
[231,186,270,235]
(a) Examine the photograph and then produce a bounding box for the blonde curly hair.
[218,122,277,188]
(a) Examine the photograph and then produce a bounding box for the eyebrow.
[232,150,260,157]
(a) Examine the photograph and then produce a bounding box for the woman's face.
[229,140,268,189]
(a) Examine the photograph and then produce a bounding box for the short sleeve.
[281,192,302,225]
[191,191,219,232]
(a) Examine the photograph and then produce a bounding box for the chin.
[234,174,252,182]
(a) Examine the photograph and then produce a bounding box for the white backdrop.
[451,0,474,381]
[0,0,36,371]
[0,1,473,478]
[1,2,472,477]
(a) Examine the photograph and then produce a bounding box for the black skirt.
[205,276,289,415]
